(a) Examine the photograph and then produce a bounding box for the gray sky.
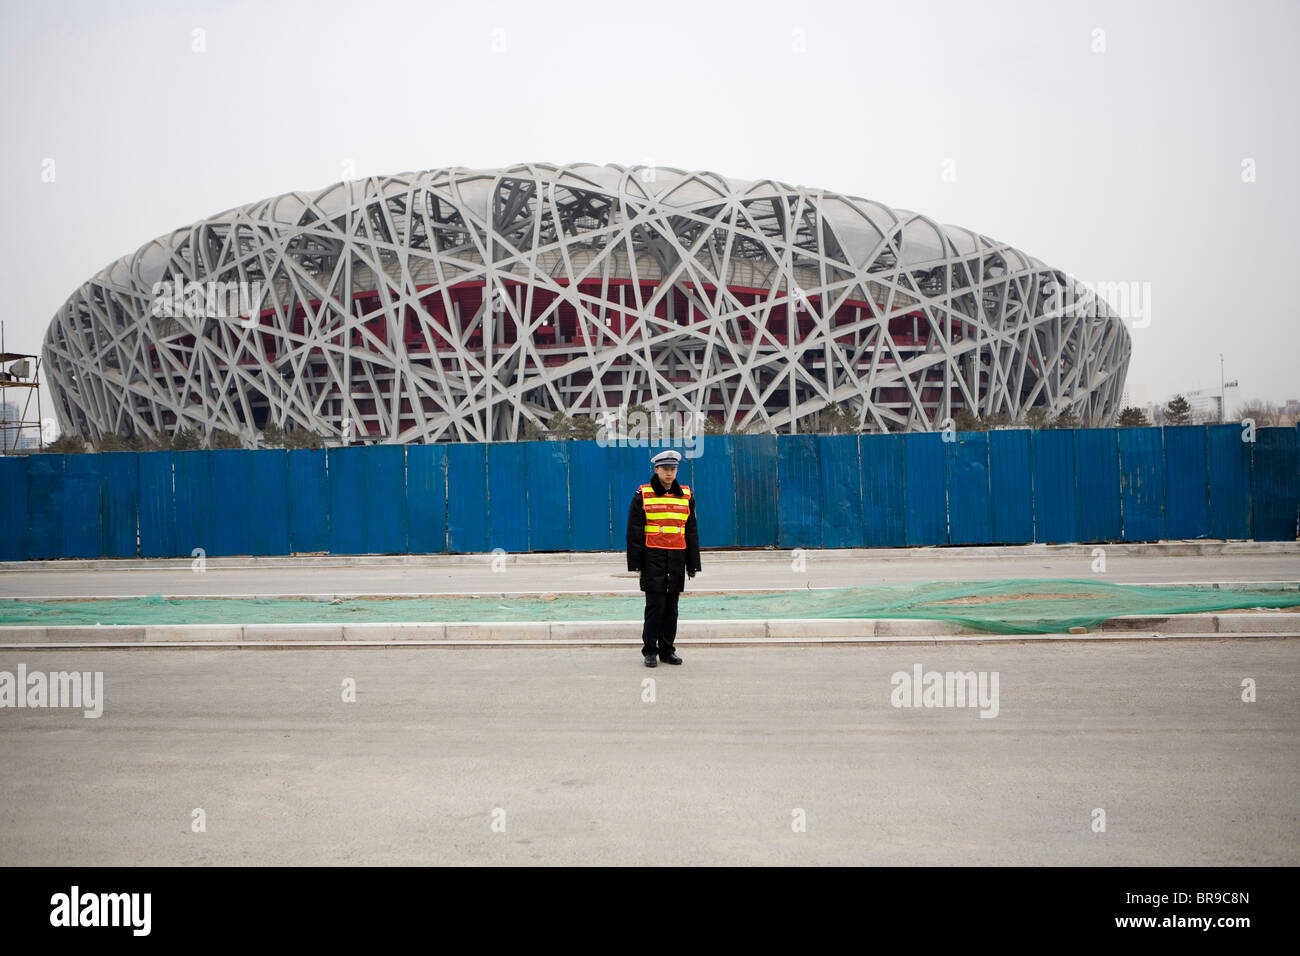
[2,0,1296,416]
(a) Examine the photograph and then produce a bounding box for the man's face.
[655,464,678,486]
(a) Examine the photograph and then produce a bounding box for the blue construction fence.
[1,425,1296,561]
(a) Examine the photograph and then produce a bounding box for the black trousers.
[641,590,680,657]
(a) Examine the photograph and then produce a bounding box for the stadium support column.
[486,277,495,441]
[343,255,353,442]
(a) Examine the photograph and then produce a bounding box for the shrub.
[1117,406,1150,427]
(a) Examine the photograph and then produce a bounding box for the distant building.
[0,400,40,451]
[1121,382,1149,409]
[1181,388,1222,419]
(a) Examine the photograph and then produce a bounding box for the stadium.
[42,163,1131,445]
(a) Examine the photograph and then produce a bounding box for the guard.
[626,449,702,667]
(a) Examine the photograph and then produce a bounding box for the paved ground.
[3,550,1298,599]
[1,641,1295,865]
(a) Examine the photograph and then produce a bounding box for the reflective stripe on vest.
[640,483,690,550]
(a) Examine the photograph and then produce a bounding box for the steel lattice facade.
[42,162,1130,444]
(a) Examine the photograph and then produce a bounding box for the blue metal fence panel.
[486,443,528,553]
[1031,430,1077,543]
[405,444,447,554]
[248,450,290,556]
[903,433,947,546]
[819,435,864,548]
[861,433,906,548]
[327,446,367,555]
[675,440,696,493]
[62,454,101,559]
[138,452,176,558]
[1251,427,1298,540]
[0,456,29,560]
[945,432,991,545]
[172,450,215,557]
[568,441,612,551]
[690,436,736,548]
[213,450,285,557]
[1075,428,1121,542]
[607,443,649,554]
[525,441,570,551]
[209,450,250,557]
[1207,424,1251,539]
[444,443,488,553]
[777,435,821,548]
[15,424,1288,562]
[1118,427,1167,542]
[98,453,139,558]
[988,430,1033,544]
[25,454,63,559]
[732,434,777,547]
[1164,426,1209,539]
[363,444,406,554]
[287,449,331,553]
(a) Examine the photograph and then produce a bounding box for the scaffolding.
[1,320,45,454]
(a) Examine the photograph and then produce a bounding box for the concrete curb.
[2,613,1296,647]
[8,582,1298,602]
[0,588,788,602]
[4,635,1296,649]
[2,540,1297,572]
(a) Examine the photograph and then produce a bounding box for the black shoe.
[659,653,683,665]
[644,654,657,667]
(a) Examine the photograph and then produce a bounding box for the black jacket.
[627,474,702,593]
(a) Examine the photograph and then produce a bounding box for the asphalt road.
[3,551,1298,599]
[1,641,1295,865]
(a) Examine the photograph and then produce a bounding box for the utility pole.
[1219,353,1238,423]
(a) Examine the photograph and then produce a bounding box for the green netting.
[3,579,1299,634]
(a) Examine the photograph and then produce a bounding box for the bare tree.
[984,410,1011,429]
[95,433,130,451]
[169,427,202,451]
[259,422,285,447]
[815,402,859,434]
[208,429,243,449]
[1023,406,1049,429]
[1235,400,1280,426]
[283,428,324,450]
[570,415,599,440]
[43,434,87,454]
[1050,408,1080,429]
[546,412,574,440]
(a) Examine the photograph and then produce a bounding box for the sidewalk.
[5,542,1297,646]
[3,543,1298,601]
[3,611,1297,647]
[3,540,1298,573]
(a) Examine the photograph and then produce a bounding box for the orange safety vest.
[640,483,691,549]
